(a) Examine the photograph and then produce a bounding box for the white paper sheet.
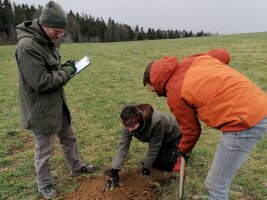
[71,56,91,77]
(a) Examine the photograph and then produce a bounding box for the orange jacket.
[150,48,267,154]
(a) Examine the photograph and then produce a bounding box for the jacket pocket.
[20,84,44,120]
[32,94,46,120]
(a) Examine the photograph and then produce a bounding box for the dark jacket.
[15,19,70,134]
[112,110,181,169]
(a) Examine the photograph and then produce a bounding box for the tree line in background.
[0,0,218,45]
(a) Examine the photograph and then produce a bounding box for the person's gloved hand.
[62,60,77,76]
[103,168,120,192]
[141,167,150,178]
[178,150,190,162]
[62,60,71,67]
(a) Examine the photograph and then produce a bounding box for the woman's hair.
[120,104,154,127]
[143,62,153,86]
[137,104,154,120]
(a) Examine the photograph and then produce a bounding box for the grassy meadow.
[0,32,267,200]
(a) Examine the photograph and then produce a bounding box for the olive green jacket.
[15,19,70,134]
[112,110,181,169]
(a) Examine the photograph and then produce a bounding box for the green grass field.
[0,32,266,200]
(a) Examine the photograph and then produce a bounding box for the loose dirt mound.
[64,168,177,200]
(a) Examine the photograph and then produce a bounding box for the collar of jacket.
[130,118,152,135]
[37,20,54,47]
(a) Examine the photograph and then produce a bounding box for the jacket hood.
[150,56,178,96]
[207,48,230,64]
[16,19,52,46]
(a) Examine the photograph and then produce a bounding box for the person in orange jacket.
[143,48,267,200]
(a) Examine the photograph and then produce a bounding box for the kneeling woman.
[104,103,182,191]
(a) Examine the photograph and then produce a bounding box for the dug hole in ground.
[62,167,178,200]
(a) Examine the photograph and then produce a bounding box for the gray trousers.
[33,111,84,189]
[205,116,267,200]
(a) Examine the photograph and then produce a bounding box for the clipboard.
[71,56,91,77]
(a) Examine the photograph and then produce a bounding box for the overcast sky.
[11,0,267,35]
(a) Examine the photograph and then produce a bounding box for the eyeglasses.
[54,29,66,38]
[56,31,65,38]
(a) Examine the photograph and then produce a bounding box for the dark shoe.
[38,185,57,199]
[71,164,98,176]
[192,195,208,200]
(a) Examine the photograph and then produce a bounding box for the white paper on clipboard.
[71,56,91,77]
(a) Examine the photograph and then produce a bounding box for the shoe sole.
[71,170,97,177]
[38,189,57,199]
[71,168,98,177]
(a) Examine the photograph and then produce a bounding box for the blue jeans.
[205,116,267,200]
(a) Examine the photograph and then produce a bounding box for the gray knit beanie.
[39,1,68,29]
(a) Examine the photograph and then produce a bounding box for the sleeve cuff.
[60,69,71,84]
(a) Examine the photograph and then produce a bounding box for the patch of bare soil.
[63,168,177,200]
[230,191,262,200]
[8,135,33,155]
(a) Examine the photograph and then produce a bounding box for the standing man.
[15,1,96,199]
[143,48,267,200]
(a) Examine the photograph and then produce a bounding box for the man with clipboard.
[15,1,94,199]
